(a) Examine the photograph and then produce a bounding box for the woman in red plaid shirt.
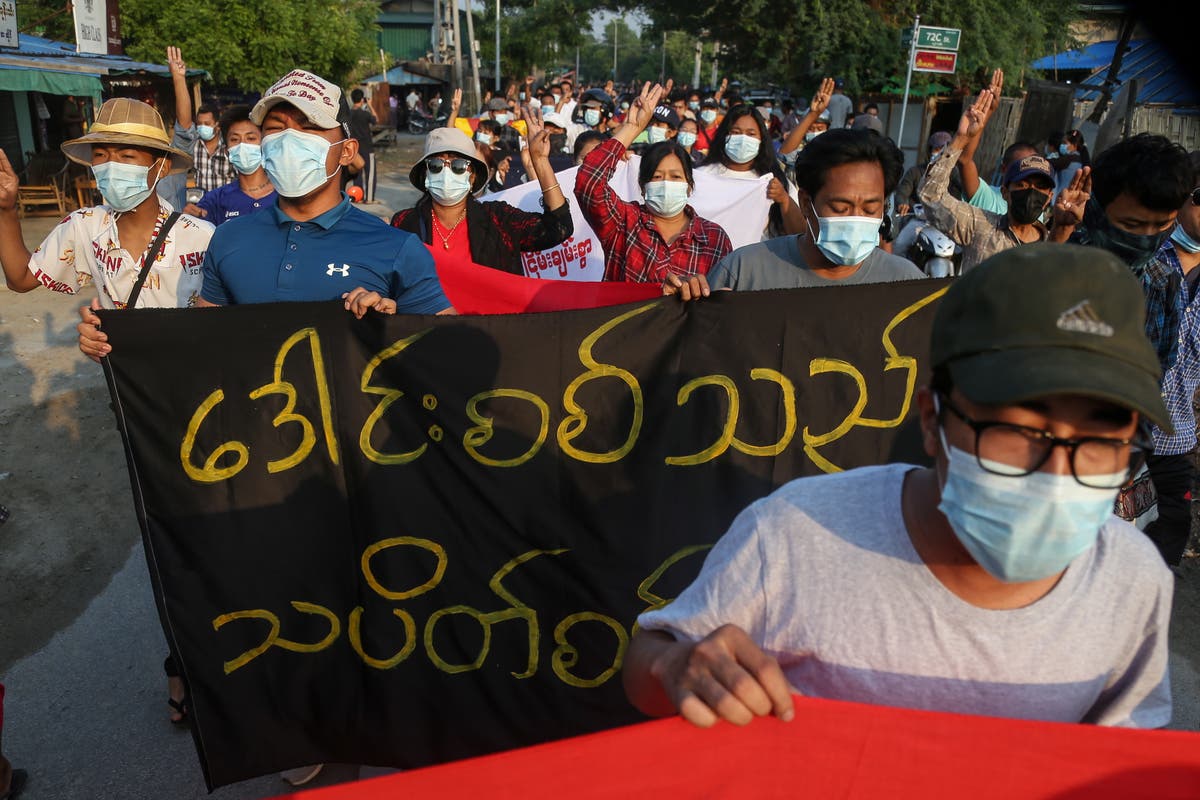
[575,81,732,283]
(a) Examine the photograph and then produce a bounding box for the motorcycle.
[407,108,450,135]
[890,204,963,278]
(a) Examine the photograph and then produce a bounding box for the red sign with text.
[914,49,957,73]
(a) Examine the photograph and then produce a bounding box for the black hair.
[476,119,501,136]
[702,103,790,234]
[350,88,365,103]
[1046,130,1063,149]
[865,103,879,113]
[196,103,219,120]
[701,103,778,178]
[638,141,695,190]
[931,365,953,397]
[1091,133,1194,211]
[793,128,905,198]
[573,130,605,164]
[1063,129,1090,166]
[217,104,254,143]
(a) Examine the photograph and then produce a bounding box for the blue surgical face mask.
[197,124,216,142]
[584,108,602,127]
[475,131,493,146]
[425,166,473,206]
[92,160,164,212]
[805,201,880,266]
[936,419,1118,582]
[1172,222,1200,254]
[700,109,717,125]
[494,112,510,126]
[804,130,822,143]
[1059,143,1070,155]
[677,130,698,148]
[646,126,669,144]
[643,179,689,217]
[542,104,555,117]
[261,129,344,198]
[724,133,760,164]
[688,101,700,111]
[227,142,263,175]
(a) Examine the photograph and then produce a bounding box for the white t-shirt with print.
[28,199,214,310]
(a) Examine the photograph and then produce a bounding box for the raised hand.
[166,46,186,79]
[810,77,834,116]
[450,87,462,115]
[625,81,666,132]
[521,106,550,161]
[988,68,1004,100]
[0,147,20,212]
[957,87,995,140]
[1053,165,1091,229]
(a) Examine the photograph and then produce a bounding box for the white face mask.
[261,129,344,198]
[643,180,690,217]
[92,159,165,212]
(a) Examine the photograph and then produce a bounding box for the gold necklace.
[432,209,467,250]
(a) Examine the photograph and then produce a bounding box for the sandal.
[168,694,190,725]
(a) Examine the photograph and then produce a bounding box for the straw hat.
[408,127,490,194]
[61,98,192,174]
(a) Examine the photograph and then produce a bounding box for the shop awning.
[0,64,103,101]
[1030,39,1199,107]
[0,33,206,89]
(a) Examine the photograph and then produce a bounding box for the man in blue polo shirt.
[199,69,452,316]
[78,69,454,359]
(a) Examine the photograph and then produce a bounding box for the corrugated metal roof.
[1030,39,1199,106]
[0,34,206,78]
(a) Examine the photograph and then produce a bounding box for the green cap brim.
[947,346,1172,433]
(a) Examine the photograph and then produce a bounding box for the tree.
[475,0,604,84]
[638,0,1081,96]
[117,0,381,92]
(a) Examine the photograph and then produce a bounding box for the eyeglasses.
[938,394,1147,489]
[1190,187,1200,207]
[426,157,471,175]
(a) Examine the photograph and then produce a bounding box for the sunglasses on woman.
[426,157,471,175]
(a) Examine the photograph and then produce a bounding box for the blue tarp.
[0,33,206,79]
[362,65,442,86]
[1030,38,1199,107]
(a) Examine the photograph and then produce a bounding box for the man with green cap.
[623,242,1174,730]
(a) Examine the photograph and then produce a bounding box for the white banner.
[491,157,775,281]
[0,0,17,48]
[73,0,108,54]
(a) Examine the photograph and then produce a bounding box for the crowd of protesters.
[2,43,1199,795]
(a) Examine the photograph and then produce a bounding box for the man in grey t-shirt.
[664,128,922,300]
[626,243,1174,729]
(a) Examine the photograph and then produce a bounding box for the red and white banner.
[490,158,775,282]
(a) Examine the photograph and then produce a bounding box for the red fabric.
[434,246,660,314]
[279,695,1200,799]
[574,137,732,283]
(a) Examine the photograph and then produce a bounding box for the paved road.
[2,134,1199,798]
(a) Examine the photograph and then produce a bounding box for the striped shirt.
[1150,244,1200,454]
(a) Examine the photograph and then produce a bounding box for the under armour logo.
[326,263,350,277]
[1056,300,1114,337]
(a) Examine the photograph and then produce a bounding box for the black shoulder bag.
[125,211,181,309]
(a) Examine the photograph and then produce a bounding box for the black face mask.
[1008,188,1050,225]
[549,133,568,154]
[1083,198,1174,269]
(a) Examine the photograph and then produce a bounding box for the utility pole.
[464,0,482,112]
[494,0,501,91]
[450,0,464,100]
[710,40,719,86]
[692,40,701,88]
[897,14,919,163]
[612,19,618,82]
[432,0,441,62]
[575,46,580,83]
[660,30,666,84]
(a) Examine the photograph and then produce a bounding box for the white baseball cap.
[251,69,351,132]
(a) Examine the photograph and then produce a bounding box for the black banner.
[100,280,948,788]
